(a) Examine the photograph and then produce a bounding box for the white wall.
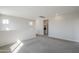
[48,13,79,42]
[35,18,44,35]
[0,15,36,47]
[73,16,79,42]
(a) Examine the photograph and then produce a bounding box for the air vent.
[39,16,45,18]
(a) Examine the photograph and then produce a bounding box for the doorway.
[43,20,48,35]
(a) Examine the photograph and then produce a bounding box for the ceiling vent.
[39,16,45,18]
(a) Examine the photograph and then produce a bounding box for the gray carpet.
[17,35,79,53]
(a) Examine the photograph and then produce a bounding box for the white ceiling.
[0,6,79,20]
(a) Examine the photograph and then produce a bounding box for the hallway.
[17,35,79,53]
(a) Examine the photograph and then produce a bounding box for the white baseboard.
[48,35,79,43]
